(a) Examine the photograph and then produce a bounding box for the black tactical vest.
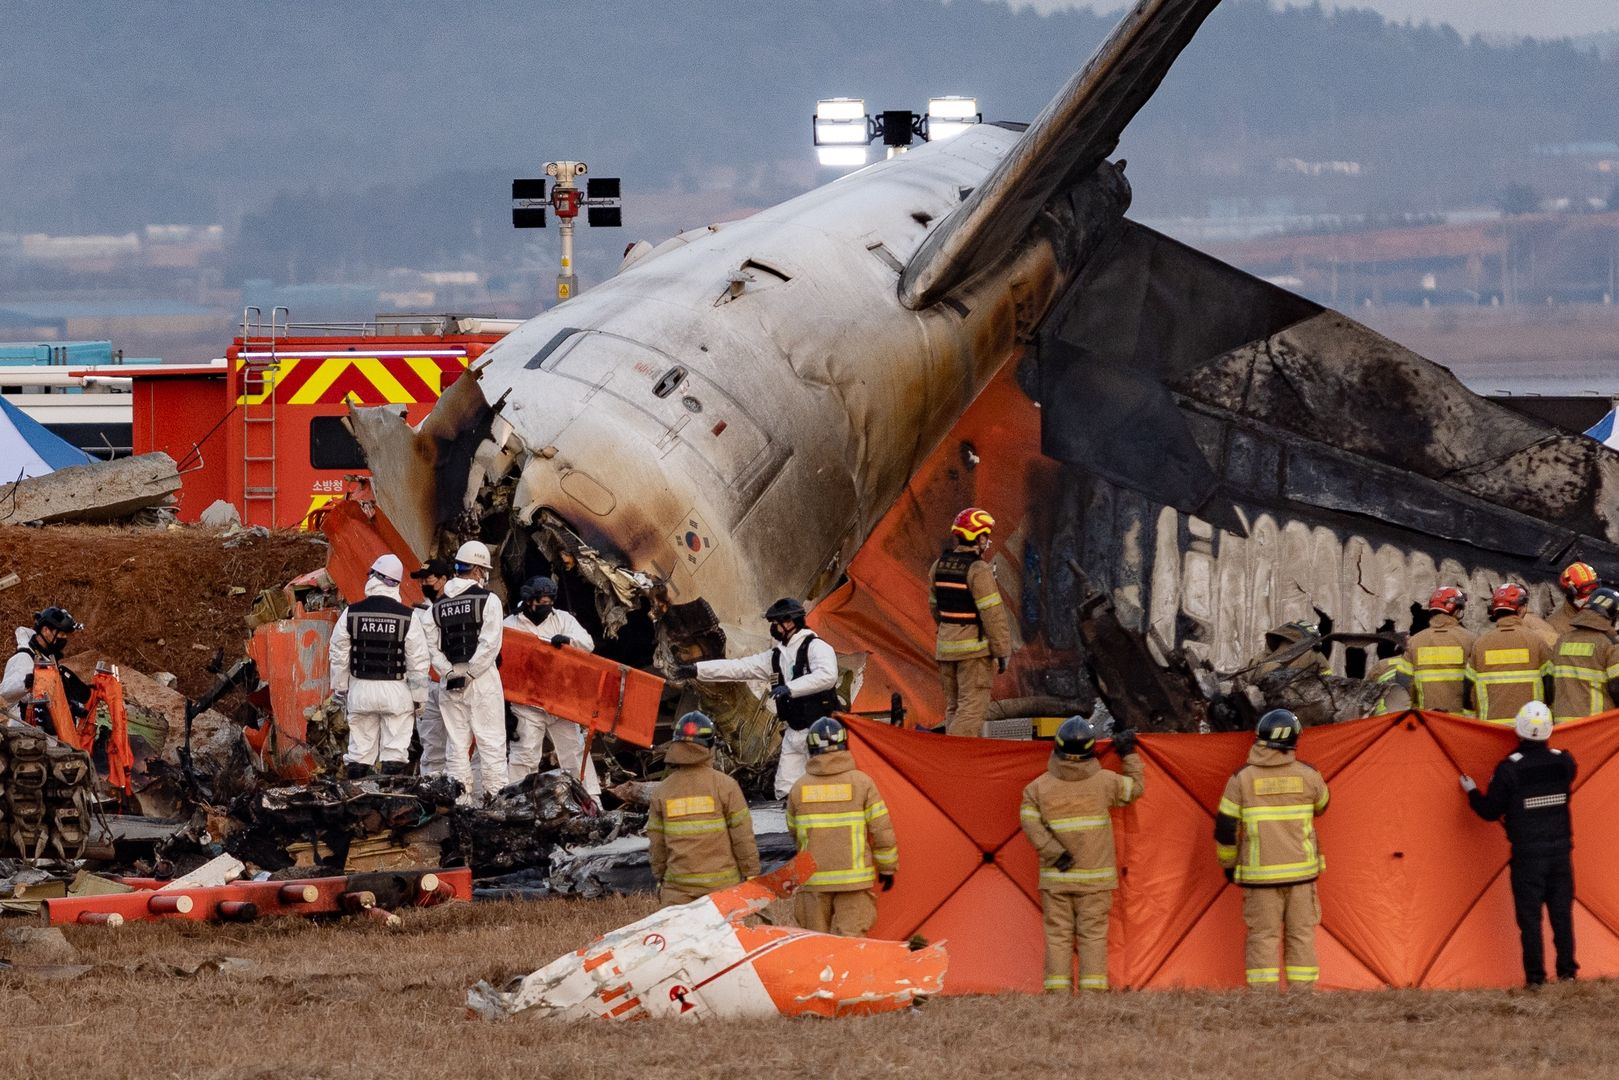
[345,595,413,680]
[1500,744,1576,854]
[770,634,840,732]
[932,549,982,625]
[433,586,488,666]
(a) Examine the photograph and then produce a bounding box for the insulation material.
[468,852,947,1021]
[848,712,1619,993]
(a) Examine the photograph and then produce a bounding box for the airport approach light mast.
[811,96,981,168]
[511,162,623,302]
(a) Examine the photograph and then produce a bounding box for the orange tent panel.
[848,710,1619,993]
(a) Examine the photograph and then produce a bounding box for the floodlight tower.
[511,164,624,303]
[811,95,982,169]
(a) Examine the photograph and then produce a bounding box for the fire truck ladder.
[239,306,289,526]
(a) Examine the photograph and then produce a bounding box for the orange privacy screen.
[847,710,1619,993]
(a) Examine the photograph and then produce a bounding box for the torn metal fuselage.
[354,129,1130,661]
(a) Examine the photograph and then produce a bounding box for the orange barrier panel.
[244,613,337,781]
[849,709,1619,993]
[501,629,662,749]
[322,498,424,606]
[811,367,1072,720]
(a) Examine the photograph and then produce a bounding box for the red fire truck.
[121,311,517,528]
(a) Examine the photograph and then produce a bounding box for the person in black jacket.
[1459,700,1578,987]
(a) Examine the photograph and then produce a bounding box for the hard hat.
[520,576,558,601]
[1559,561,1600,601]
[34,607,82,634]
[762,597,807,623]
[1514,700,1553,742]
[1264,621,1320,651]
[1054,716,1098,761]
[1489,582,1529,615]
[951,507,995,542]
[1426,586,1466,616]
[453,540,492,571]
[671,710,716,747]
[1255,708,1301,751]
[1586,586,1619,622]
[806,716,848,756]
[369,554,404,584]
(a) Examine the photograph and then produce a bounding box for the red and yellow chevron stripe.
[236,353,469,406]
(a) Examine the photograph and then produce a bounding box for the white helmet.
[1515,701,1553,742]
[369,553,404,583]
[454,540,492,571]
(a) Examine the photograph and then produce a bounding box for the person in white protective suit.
[672,597,840,799]
[408,556,455,776]
[503,575,601,796]
[327,554,431,778]
[428,540,507,803]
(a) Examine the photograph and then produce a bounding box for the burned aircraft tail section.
[1037,220,1619,573]
[900,0,1224,308]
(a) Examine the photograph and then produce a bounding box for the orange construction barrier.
[24,662,136,793]
[244,613,338,781]
[848,709,1619,993]
[501,629,662,748]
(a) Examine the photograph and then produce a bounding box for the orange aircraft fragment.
[467,851,948,1021]
[847,710,1619,992]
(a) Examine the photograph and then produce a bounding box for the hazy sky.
[1021,0,1619,37]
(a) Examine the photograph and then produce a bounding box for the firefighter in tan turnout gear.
[786,717,898,937]
[1549,586,1619,723]
[1020,717,1144,993]
[647,711,760,906]
[929,507,1012,737]
[1467,583,1552,726]
[1388,586,1476,716]
[1215,709,1329,991]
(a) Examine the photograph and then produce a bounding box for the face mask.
[769,622,791,644]
[422,583,440,601]
[525,600,553,622]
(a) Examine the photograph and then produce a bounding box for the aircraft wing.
[899,0,1223,309]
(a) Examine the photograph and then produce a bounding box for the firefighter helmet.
[1256,708,1301,750]
[671,711,716,747]
[1559,561,1600,602]
[1426,586,1466,616]
[762,597,807,624]
[1586,586,1619,623]
[453,540,493,571]
[806,716,848,756]
[1515,701,1553,742]
[34,607,82,634]
[1054,716,1098,761]
[951,507,995,542]
[1489,582,1530,615]
[368,554,404,585]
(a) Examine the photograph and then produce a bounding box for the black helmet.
[1054,716,1097,761]
[1586,586,1619,623]
[671,710,716,747]
[34,607,82,634]
[519,576,558,601]
[762,597,807,624]
[806,716,848,756]
[1256,708,1301,750]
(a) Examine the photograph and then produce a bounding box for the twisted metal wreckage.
[343,0,1619,740]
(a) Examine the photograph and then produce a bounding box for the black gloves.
[672,663,698,681]
[1223,867,1236,884]
[444,675,468,692]
[22,672,32,691]
[996,656,1008,674]
[549,634,570,647]
[1054,852,1074,872]
[770,684,792,704]
[879,873,896,892]
[1113,728,1138,756]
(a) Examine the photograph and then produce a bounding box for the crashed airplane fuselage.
[354,0,1619,688]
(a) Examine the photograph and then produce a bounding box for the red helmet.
[1559,561,1600,602]
[1489,582,1529,615]
[951,507,995,542]
[1426,586,1466,616]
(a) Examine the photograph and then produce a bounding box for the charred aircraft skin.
[356,0,1619,679]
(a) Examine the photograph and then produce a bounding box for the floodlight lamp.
[817,145,869,168]
[925,96,981,142]
[814,98,870,146]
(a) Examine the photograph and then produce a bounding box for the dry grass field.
[6,896,1619,1080]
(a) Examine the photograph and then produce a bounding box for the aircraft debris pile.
[0,452,182,526]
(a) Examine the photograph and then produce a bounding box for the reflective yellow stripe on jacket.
[1219,798,1325,885]
[1467,664,1548,724]
[788,803,895,887]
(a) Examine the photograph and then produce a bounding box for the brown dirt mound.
[0,524,328,697]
